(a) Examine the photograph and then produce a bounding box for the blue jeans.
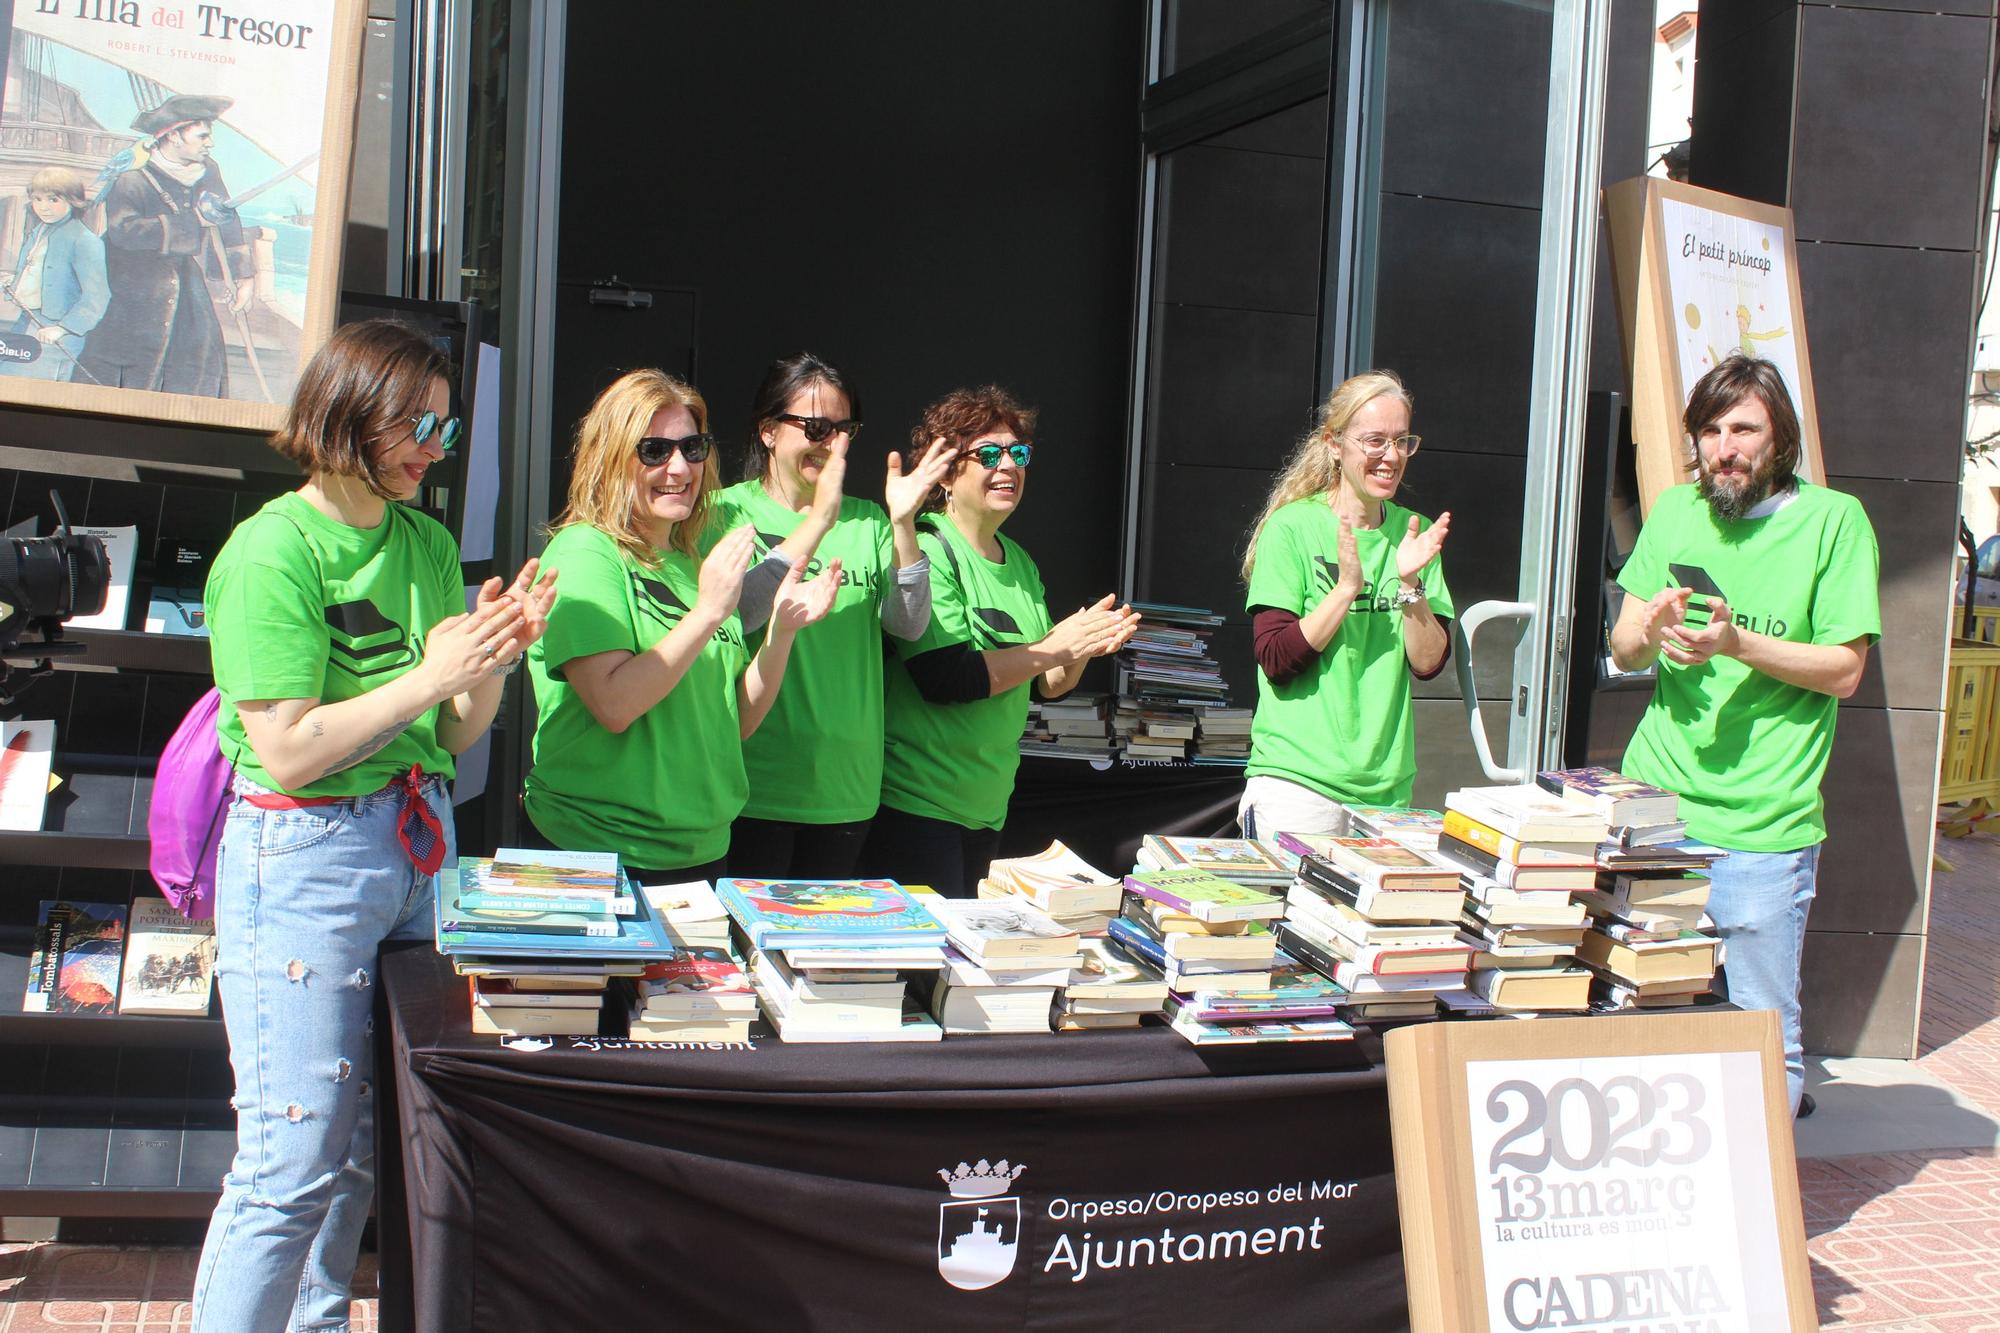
[1707,844,1820,1113]
[191,774,451,1333]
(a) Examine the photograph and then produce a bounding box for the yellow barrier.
[1940,636,2000,806]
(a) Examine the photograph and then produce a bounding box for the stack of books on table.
[629,940,758,1041]
[1165,950,1358,1046]
[717,877,947,1042]
[1054,936,1170,1031]
[1273,833,1472,1023]
[927,898,1079,1034]
[1338,803,1447,852]
[639,879,732,949]
[1114,603,1230,761]
[436,851,680,1039]
[1433,786,1602,1015]
[1135,834,1295,892]
[1529,767,1727,1010]
[1191,706,1253,763]
[1018,693,1117,761]
[1113,867,1283,1015]
[982,841,1124,936]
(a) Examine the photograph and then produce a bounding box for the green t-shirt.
[1618,482,1880,851]
[707,481,897,822]
[881,517,1054,830]
[205,492,461,797]
[524,523,750,870]
[1244,495,1454,807]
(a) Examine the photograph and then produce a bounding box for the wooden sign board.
[1385,1010,1814,1332]
[1603,177,1825,518]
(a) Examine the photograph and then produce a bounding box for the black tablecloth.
[1003,757,1244,870]
[376,945,1407,1332]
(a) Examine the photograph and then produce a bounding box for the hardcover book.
[441,872,620,938]
[434,869,679,960]
[1122,868,1283,924]
[1534,766,1679,827]
[118,894,217,1016]
[23,900,126,1015]
[715,878,947,950]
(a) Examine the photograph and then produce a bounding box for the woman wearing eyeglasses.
[707,354,955,878]
[193,320,555,1332]
[868,385,1141,896]
[1238,369,1453,839]
[522,368,839,882]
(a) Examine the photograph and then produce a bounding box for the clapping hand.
[1044,594,1142,664]
[885,435,957,525]
[473,557,558,669]
[771,556,842,634]
[806,436,850,530]
[1396,510,1450,583]
[696,526,757,621]
[1661,595,1738,666]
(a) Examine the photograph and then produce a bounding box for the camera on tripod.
[1,491,110,705]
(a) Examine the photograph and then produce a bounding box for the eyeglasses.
[773,414,863,444]
[1345,431,1420,458]
[410,411,462,450]
[636,433,715,467]
[961,441,1033,469]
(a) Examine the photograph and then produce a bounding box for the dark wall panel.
[1798,243,1978,485]
[1815,705,1944,935]
[1377,0,1551,210]
[1368,195,1542,457]
[1146,304,1318,472]
[1801,929,1925,1060]
[1688,4,1798,205]
[1837,476,1958,714]
[557,1,1143,616]
[1791,7,1990,251]
[1156,144,1324,315]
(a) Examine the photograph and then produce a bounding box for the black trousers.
[859,806,1002,898]
[727,815,874,880]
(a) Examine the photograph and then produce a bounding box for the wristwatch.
[1393,578,1426,610]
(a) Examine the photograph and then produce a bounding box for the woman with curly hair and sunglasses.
[864,384,1140,896]
[522,368,839,882]
[193,319,555,1332]
[1237,369,1453,840]
[705,352,955,878]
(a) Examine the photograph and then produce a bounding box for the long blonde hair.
[1240,370,1412,581]
[552,369,717,564]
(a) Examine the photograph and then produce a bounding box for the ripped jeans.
[191,772,450,1333]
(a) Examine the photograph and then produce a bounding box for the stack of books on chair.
[1518,766,1729,1010]
[717,877,948,1042]
[927,898,1079,1034]
[1053,936,1170,1031]
[1273,833,1473,1022]
[1432,786,1602,1015]
[1165,950,1358,1045]
[982,841,1123,935]
[1135,834,1295,892]
[436,851,684,1038]
[1019,693,1117,760]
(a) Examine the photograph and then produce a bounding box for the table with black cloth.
[1002,757,1245,871]
[374,945,1408,1333]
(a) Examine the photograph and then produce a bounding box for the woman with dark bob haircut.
[865,384,1139,895]
[707,352,953,877]
[193,319,555,1330]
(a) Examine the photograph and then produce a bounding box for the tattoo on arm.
[310,717,324,738]
[263,704,277,722]
[316,714,418,781]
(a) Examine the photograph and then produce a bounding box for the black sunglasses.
[410,410,462,450]
[636,433,714,467]
[773,413,863,444]
[962,441,1033,469]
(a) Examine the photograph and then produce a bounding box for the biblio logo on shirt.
[936,1158,1026,1291]
[629,571,745,648]
[1309,558,1395,613]
[324,599,420,678]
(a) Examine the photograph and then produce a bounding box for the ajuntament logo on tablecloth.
[936,1158,1026,1291]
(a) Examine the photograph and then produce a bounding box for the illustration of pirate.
[76,93,256,397]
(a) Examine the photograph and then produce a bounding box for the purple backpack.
[147,687,232,920]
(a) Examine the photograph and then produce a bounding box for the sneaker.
[1796,1092,1816,1119]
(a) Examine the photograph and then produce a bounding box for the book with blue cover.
[714,878,946,950]
[434,868,679,960]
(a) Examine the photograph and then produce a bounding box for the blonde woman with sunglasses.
[522,369,839,881]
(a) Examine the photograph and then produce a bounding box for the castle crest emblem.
[936,1158,1026,1291]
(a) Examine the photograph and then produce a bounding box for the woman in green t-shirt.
[523,368,839,881]
[1237,369,1454,839]
[707,353,954,878]
[869,385,1140,895]
[194,320,556,1332]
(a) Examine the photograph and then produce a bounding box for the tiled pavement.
[5,829,2000,1330]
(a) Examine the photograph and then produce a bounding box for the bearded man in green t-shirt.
[1609,355,1880,1118]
